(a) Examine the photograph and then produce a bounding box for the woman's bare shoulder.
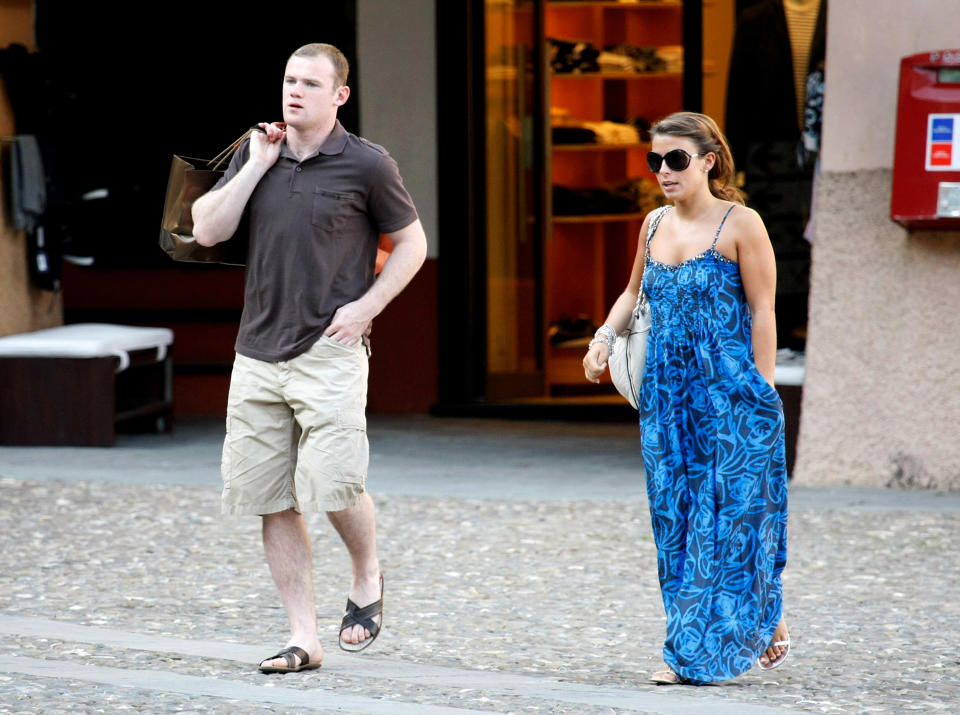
[638,205,667,241]
[726,205,768,242]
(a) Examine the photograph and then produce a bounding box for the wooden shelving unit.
[551,70,683,79]
[553,212,647,223]
[545,0,682,393]
[548,0,681,8]
[553,143,649,152]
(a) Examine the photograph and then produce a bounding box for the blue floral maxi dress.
[638,205,788,684]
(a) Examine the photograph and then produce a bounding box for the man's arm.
[192,124,286,246]
[323,219,428,344]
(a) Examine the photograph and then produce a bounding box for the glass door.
[437,0,701,412]
[483,0,544,400]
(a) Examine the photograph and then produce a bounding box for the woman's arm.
[735,207,778,386]
[583,212,651,383]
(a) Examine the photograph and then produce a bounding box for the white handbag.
[608,287,651,410]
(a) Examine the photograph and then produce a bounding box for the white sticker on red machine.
[926,114,960,171]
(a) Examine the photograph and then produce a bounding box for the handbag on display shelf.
[158,129,254,265]
[608,286,651,410]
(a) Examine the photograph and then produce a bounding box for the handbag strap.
[207,128,256,171]
[634,207,669,318]
[633,286,647,319]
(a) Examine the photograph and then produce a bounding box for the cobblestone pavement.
[1,418,958,713]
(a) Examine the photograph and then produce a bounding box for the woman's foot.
[758,616,790,669]
[649,667,685,685]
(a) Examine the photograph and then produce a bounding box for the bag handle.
[207,128,255,171]
[206,122,287,170]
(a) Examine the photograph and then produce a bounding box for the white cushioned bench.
[773,349,806,474]
[0,323,174,446]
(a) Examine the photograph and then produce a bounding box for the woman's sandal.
[649,668,687,685]
[757,639,791,670]
[339,573,384,653]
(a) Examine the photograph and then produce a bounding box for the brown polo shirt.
[213,121,418,362]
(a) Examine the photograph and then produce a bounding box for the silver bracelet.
[588,324,616,351]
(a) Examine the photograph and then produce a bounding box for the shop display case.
[544,0,683,393]
[479,0,685,405]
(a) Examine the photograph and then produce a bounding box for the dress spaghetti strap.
[711,204,736,250]
[646,205,673,254]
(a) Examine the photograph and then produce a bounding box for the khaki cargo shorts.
[220,336,369,515]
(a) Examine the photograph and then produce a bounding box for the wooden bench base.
[0,350,172,446]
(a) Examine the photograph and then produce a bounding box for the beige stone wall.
[795,1,960,490]
[356,0,437,257]
[796,170,960,489]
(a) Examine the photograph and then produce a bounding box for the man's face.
[282,55,348,129]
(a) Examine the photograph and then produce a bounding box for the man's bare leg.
[327,492,382,646]
[260,509,323,669]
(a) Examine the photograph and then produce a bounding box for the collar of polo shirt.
[280,120,350,162]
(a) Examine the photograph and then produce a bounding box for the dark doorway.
[30,1,358,268]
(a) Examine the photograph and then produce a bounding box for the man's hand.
[321,219,427,348]
[192,122,285,246]
[249,122,285,170]
[324,300,374,346]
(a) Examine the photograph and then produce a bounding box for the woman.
[583,112,790,685]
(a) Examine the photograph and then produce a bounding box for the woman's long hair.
[650,112,744,205]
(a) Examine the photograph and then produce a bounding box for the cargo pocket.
[221,414,233,489]
[334,407,369,484]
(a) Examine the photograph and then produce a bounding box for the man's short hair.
[290,43,349,88]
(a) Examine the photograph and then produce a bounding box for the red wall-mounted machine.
[891,49,960,230]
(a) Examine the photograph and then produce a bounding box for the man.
[192,43,426,673]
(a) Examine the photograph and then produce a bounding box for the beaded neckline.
[644,204,738,271]
[646,248,737,271]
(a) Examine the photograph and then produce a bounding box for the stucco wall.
[356,0,438,258]
[795,1,960,490]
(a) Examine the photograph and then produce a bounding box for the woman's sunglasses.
[646,149,705,173]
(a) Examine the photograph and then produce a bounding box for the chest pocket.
[311,187,356,233]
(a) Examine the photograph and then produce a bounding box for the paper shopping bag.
[158,131,251,265]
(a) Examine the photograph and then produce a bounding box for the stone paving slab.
[0,672,302,715]
[0,655,484,715]
[1,474,958,713]
[0,417,651,501]
[3,416,960,510]
[0,617,794,714]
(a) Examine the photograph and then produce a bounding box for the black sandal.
[258,646,321,673]
[338,574,384,653]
